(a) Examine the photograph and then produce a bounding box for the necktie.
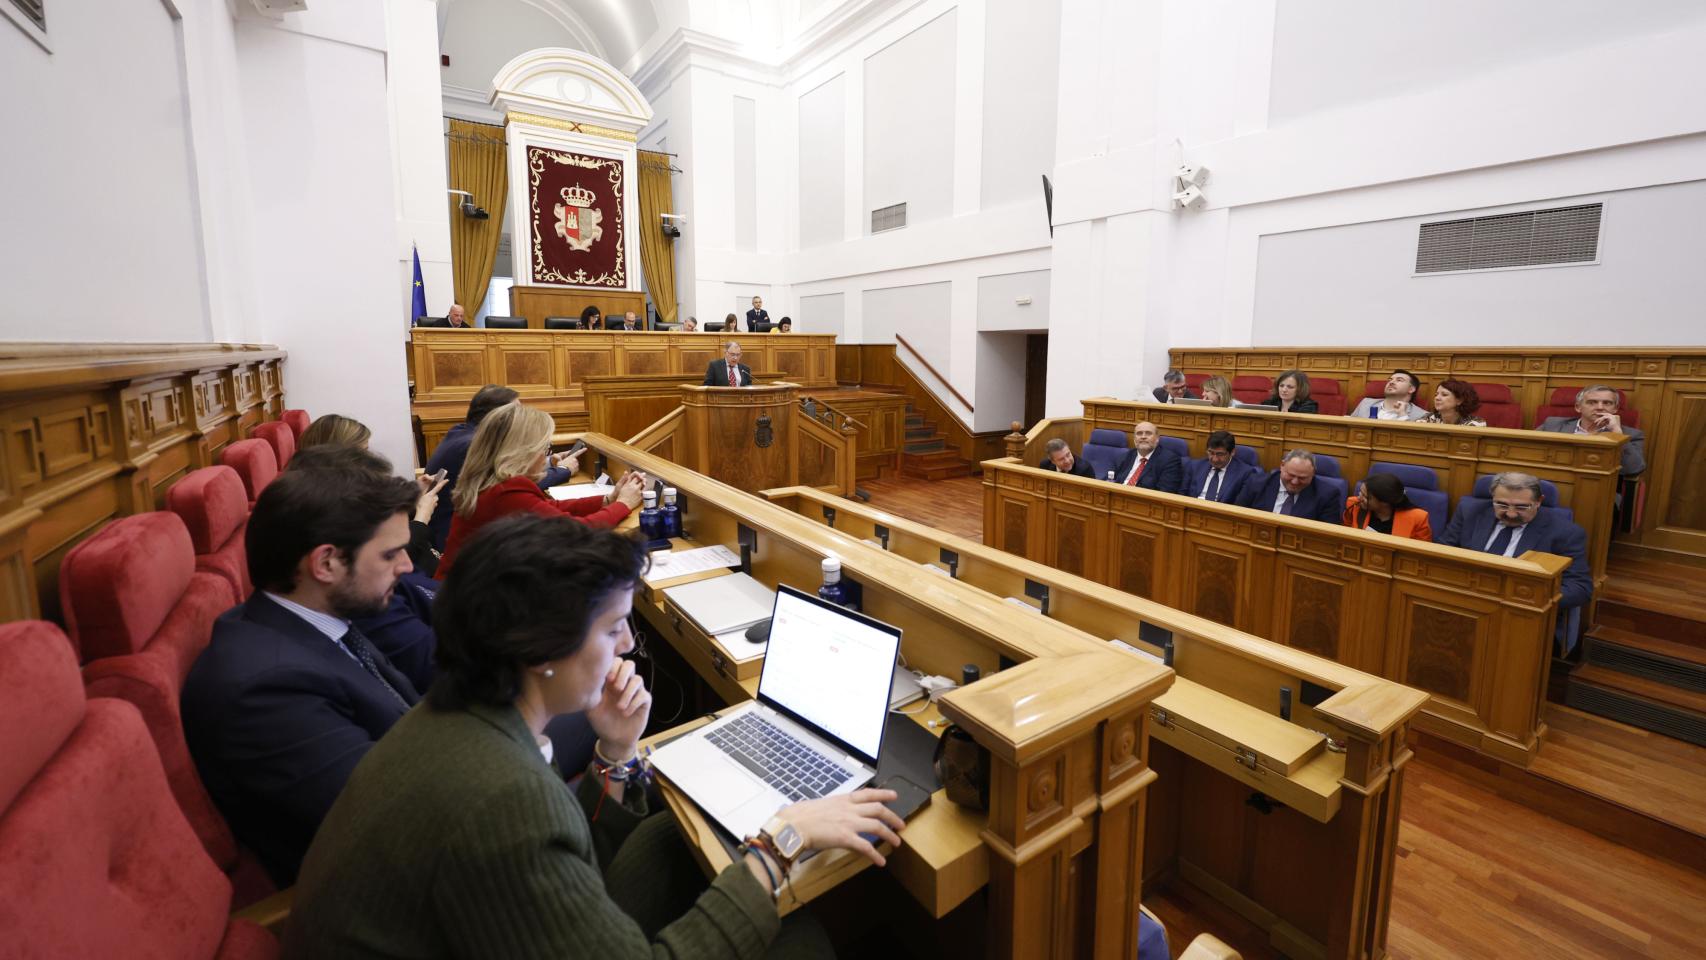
[1126,456,1147,486]
[728,362,737,386]
[1487,524,1516,558]
[339,625,410,709]
[1208,469,1222,501]
[1279,491,1296,516]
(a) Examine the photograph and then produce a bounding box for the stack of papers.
[548,483,613,501]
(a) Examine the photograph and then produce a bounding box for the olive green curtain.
[447,120,508,318]
[637,150,678,325]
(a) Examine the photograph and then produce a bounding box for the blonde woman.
[298,413,373,450]
[437,402,647,578]
[1199,375,1235,408]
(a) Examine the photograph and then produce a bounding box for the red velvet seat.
[1363,379,1387,399]
[220,439,278,505]
[1184,372,1210,391]
[1308,377,1345,416]
[280,408,310,442]
[59,513,243,872]
[250,421,296,470]
[168,466,252,600]
[1468,382,1522,429]
[1231,375,1272,404]
[0,621,278,959]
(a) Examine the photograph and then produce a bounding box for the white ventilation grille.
[1416,203,1602,274]
[870,202,907,233]
[9,0,44,29]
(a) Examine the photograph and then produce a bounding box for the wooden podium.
[629,384,856,496]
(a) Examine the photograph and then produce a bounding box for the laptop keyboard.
[706,712,854,802]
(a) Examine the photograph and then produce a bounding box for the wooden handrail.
[798,393,869,431]
[894,334,973,412]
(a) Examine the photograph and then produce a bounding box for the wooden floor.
[864,475,1706,959]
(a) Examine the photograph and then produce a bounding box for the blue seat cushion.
[1312,453,1342,479]
[1409,488,1448,537]
[1368,461,1438,491]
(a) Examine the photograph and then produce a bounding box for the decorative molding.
[506,111,638,142]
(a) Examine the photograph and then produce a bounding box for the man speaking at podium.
[703,341,753,387]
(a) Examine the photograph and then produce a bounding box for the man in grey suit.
[1347,369,1430,421]
[1537,384,1645,477]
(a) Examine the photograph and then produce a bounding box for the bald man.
[1109,421,1183,493]
[446,304,471,328]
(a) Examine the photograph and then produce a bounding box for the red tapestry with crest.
[527,146,626,288]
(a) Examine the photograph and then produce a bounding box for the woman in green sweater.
[284,514,905,958]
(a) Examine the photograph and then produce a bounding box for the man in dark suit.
[702,340,752,387]
[1110,421,1184,493]
[1536,384,1645,477]
[745,295,770,332]
[1040,438,1095,478]
[181,459,422,885]
[1236,449,1343,523]
[616,310,644,331]
[1150,369,1197,404]
[1438,472,1593,609]
[1183,430,1256,504]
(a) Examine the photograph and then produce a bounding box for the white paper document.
[643,544,743,583]
[548,483,613,501]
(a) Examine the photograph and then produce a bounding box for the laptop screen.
[757,584,901,765]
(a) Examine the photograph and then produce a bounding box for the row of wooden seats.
[1181,371,1640,428]
[0,409,309,956]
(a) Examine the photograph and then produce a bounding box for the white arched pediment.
[490,47,653,133]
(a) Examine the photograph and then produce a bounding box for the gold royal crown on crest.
[559,183,597,208]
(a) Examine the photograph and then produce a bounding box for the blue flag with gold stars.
[410,244,428,324]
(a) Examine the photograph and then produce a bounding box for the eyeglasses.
[1491,500,1537,512]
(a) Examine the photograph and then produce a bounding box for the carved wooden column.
[937,650,1173,959]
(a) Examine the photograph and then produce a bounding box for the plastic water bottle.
[818,557,849,608]
[639,490,661,542]
[1106,470,1116,482]
[661,487,682,538]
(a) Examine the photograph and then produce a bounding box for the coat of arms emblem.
[554,183,603,252]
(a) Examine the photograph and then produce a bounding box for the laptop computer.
[647,583,902,842]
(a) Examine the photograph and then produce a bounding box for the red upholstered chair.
[250,421,295,471]
[58,513,245,875]
[280,408,310,442]
[0,621,278,959]
[220,439,278,505]
[1363,379,1387,399]
[168,466,252,600]
[1468,382,1522,429]
[1231,375,1272,404]
[1308,377,1345,416]
[1184,372,1210,390]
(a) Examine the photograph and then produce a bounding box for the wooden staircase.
[899,404,976,480]
[1562,553,1706,746]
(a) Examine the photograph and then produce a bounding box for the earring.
[543,668,555,678]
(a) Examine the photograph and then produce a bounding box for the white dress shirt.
[264,591,359,662]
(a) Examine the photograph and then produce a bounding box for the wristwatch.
[759,815,804,867]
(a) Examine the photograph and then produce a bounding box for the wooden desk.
[765,485,1426,960]
[509,285,644,328]
[409,330,836,454]
[1166,344,1706,564]
[1057,397,1623,594]
[980,457,1567,767]
[574,433,1173,959]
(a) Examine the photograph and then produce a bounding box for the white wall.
[797,75,846,248]
[799,291,845,339]
[387,0,454,324]
[977,270,1050,333]
[439,0,584,98]
[975,332,1028,433]
[1252,182,1706,345]
[979,0,1061,210]
[0,1,211,340]
[862,10,957,232]
[731,96,758,252]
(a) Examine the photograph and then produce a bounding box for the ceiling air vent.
[871,202,907,234]
[1415,203,1601,274]
[9,0,44,30]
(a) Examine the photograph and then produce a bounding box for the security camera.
[1174,164,1210,188]
[1172,185,1207,211]
[449,189,489,220]
[661,213,686,239]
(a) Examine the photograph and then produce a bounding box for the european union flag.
[410,244,428,324]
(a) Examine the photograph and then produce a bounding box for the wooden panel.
[1189,547,1241,628]
[1280,570,1344,661]
[0,342,289,622]
[509,285,643,327]
[1110,518,1159,600]
[1659,392,1706,533]
[1400,600,1480,705]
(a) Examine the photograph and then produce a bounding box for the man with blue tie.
[182,459,423,885]
[1236,449,1344,523]
[1183,430,1255,504]
[1439,471,1593,611]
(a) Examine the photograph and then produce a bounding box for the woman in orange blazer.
[437,402,646,578]
[1343,472,1433,542]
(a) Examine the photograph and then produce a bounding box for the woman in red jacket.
[437,402,646,578]
[1342,472,1433,542]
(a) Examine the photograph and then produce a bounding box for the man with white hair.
[701,341,752,387]
[1537,384,1645,477]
